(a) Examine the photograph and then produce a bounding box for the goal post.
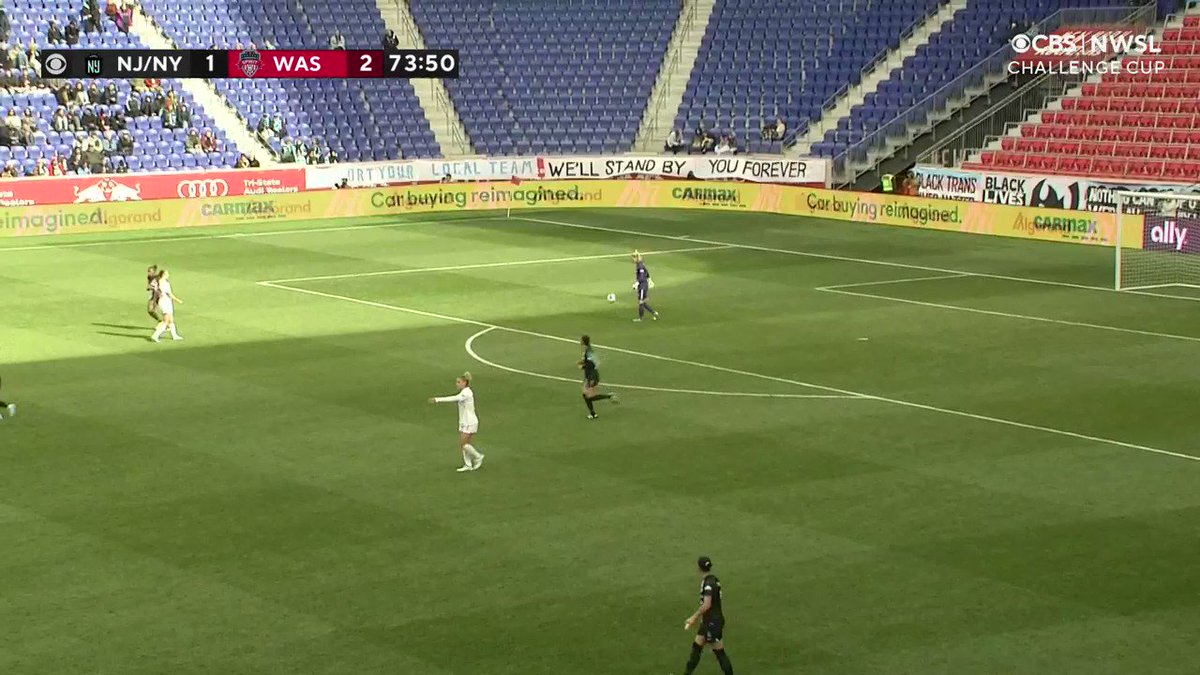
[1115,189,1200,292]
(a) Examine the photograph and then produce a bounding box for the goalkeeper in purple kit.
[632,251,659,322]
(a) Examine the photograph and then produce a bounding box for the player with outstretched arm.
[632,250,659,322]
[429,372,485,472]
[579,335,617,419]
[682,556,734,675]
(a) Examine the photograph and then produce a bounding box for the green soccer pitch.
[1,207,1198,674]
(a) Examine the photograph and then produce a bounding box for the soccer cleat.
[456,464,474,472]
[6,404,14,417]
[152,336,161,343]
[588,413,598,420]
[633,318,642,322]
[652,312,659,320]
[473,454,485,470]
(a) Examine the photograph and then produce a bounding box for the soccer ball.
[606,293,617,303]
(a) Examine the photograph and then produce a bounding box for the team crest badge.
[238,48,262,77]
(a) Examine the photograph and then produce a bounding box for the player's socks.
[463,444,483,465]
[714,648,734,675]
[4,403,14,417]
[457,449,473,471]
[638,304,645,319]
[583,394,596,416]
[643,303,656,317]
[169,324,181,340]
[151,322,166,342]
[683,642,703,675]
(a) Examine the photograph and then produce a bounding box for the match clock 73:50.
[379,49,459,78]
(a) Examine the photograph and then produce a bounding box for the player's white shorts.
[158,299,175,316]
[459,422,478,434]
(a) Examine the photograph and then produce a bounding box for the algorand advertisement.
[0,179,1145,250]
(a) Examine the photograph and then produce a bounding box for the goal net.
[1116,189,1200,292]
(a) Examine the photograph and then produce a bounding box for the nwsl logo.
[238,48,262,77]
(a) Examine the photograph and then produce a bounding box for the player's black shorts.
[698,619,724,643]
[584,370,600,388]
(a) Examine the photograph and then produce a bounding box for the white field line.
[258,280,1200,464]
[513,216,1200,303]
[464,327,859,399]
[817,276,1200,344]
[0,216,474,253]
[263,244,733,284]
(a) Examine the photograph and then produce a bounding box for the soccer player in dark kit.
[146,264,162,322]
[682,556,734,675]
[632,250,659,322]
[578,335,616,419]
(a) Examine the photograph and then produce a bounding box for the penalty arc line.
[258,280,1200,464]
[464,327,860,399]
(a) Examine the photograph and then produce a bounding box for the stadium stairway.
[375,0,472,156]
[790,0,966,156]
[131,4,274,163]
[633,0,718,152]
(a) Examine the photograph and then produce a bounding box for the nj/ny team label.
[39,49,459,79]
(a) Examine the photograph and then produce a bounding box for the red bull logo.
[73,178,142,203]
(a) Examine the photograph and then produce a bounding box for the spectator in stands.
[19,108,35,145]
[145,78,162,92]
[161,105,178,130]
[124,93,142,117]
[26,39,38,66]
[279,138,295,162]
[67,147,82,171]
[307,143,320,164]
[49,153,67,176]
[0,43,9,71]
[67,107,82,132]
[84,0,102,33]
[774,117,786,140]
[98,108,112,132]
[263,38,276,50]
[81,106,98,131]
[10,43,26,72]
[74,81,88,105]
[249,155,261,168]
[177,101,191,128]
[199,128,217,153]
[2,162,18,178]
[321,144,337,164]
[184,128,200,153]
[294,138,310,164]
[715,135,733,155]
[101,129,118,156]
[271,112,285,138]
[101,157,113,174]
[255,117,272,143]
[66,19,81,46]
[117,129,134,155]
[103,82,118,105]
[383,30,399,51]
[86,82,101,105]
[48,20,65,45]
[105,0,120,23]
[115,157,129,173]
[76,162,91,175]
[164,89,177,113]
[51,107,69,132]
[32,158,48,176]
[665,128,684,154]
[329,30,345,50]
[116,2,134,34]
[236,153,250,169]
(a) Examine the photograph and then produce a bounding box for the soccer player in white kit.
[429,372,485,472]
[150,269,184,343]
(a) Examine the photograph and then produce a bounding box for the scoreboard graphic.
[40,49,459,79]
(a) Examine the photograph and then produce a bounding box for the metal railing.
[643,0,700,144]
[830,2,1160,186]
[916,74,1071,167]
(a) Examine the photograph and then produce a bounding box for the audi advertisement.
[0,168,305,206]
